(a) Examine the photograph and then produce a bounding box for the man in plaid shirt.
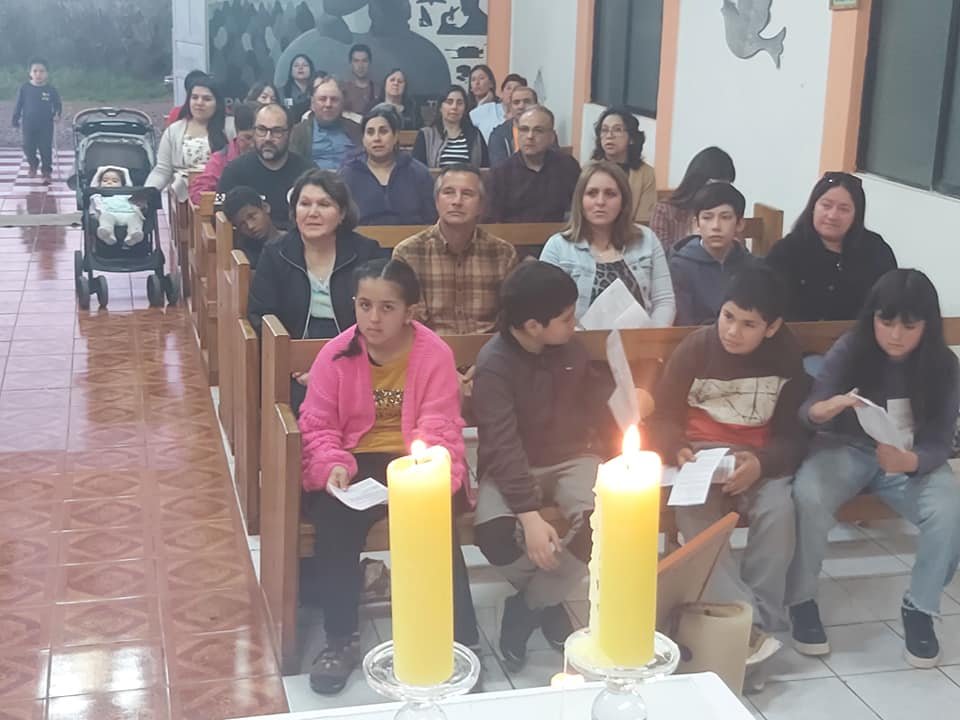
[393,164,518,336]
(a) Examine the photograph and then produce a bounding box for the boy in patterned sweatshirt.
[649,265,810,670]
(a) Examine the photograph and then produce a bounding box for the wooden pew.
[258,317,960,671]
[214,216,237,443]
[398,130,418,151]
[168,190,193,300]
[359,221,567,255]
[189,194,219,385]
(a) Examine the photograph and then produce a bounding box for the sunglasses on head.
[822,171,862,188]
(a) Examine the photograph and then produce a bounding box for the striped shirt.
[393,224,518,335]
[438,135,472,167]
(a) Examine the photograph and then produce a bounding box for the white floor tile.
[829,522,870,542]
[763,634,835,682]
[503,647,564,690]
[867,533,917,568]
[846,668,960,718]
[822,539,911,579]
[885,614,960,666]
[294,620,382,675]
[835,574,960,622]
[283,671,388,713]
[857,517,918,539]
[818,576,874,626]
[945,574,960,604]
[749,677,877,720]
[741,695,766,720]
[476,605,555,654]
[942,664,960,687]
[820,622,913,676]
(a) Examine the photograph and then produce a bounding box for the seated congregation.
[164,63,959,700]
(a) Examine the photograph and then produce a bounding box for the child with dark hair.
[12,57,61,184]
[297,258,478,695]
[670,182,757,326]
[649,264,810,671]
[90,166,147,247]
[222,186,281,268]
[472,260,616,672]
[787,269,960,669]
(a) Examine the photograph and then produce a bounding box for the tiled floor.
[5,146,960,719]
[0,149,288,720]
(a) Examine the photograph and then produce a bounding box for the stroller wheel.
[94,276,109,309]
[77,276,91,311]
[73,250,83,291]
[163,271,181,305]
[147,274,164,308]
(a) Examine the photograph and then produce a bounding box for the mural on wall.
[207,0,488,105]
[721,0,786,69]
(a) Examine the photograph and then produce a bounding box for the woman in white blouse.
[146,77,233,201]
[540,161,675,327]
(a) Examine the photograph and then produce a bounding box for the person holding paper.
[472,261,618,672]
[297,258,479,694]
[787,269,960,670]
[670,182,759,326]
[648,266,810,674]
[540,161,675,327]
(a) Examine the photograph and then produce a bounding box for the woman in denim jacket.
[540,161,675,327]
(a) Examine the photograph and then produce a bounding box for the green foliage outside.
[0,66,170,103]
[0,0,172,101]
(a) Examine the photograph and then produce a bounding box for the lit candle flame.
[411,440,428,461]
[622,425,641,455]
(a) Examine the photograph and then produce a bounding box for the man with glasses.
[486,105,580,223]
[218,103,312,229]
[289,76,362,170]
[488,86,551,168]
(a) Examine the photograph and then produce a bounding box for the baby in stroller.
[90,165,147,247]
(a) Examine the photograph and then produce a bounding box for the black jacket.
[247,227,386,338]
[764,229,897,321]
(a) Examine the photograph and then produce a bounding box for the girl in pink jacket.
[297,258,478,695]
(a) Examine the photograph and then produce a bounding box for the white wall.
[861,176,960,314]
[579,103,658,168]
[668,1,831,224]
[510,0,578,144]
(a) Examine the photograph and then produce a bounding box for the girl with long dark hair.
[787,269,960,670]
[297,258,479,695]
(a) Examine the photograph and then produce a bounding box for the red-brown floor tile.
[0,451,65,474]
[152,467,228,496]
[59,527,152,565]
[154,521,241,557]
[160,553,251,594]
[62,497,145,531]
[57,560,157,603]
[0,650,49,700]
[0,568,55,608]
[0,606,53,650]
[53,597,161,647]
[47,688,169,720]
[63,470,150,500]
[169,676,288,720]
[166,626,278,686]
[0,503,60,536]
[156,493,231,524]
[0,474,64,504]
[67,423,147,451]
[162,589,260,635]
[48,642,163,697]
[0,537,53,568]
[70,353,137,372]
[65,446,149,473]
[0,698,45,720]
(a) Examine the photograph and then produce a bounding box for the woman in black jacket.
[765,172,897,321]
[247,168,387,408]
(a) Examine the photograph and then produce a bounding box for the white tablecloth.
[234,672,753,720]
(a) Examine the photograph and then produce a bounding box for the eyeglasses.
[600,127,626,137]
[254,125,289,138]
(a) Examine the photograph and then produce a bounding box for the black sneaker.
[789,600,830,656]
[499,593,541,672]
[540,604,574,651]
[902,604,940,668]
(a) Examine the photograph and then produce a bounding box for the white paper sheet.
[579,278,654,331]
[851,393,908,451]
[606,329,640,430]
[667,448,732,506]
[328,477,388,510]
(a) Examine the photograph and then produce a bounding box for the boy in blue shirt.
[12,57,62,185]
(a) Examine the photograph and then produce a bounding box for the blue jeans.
[786,438,960,615]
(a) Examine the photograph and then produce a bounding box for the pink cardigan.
[188,138,242,205]
[298,322,466,493]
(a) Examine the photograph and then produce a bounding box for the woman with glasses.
[340,105,437,225]
[412,85,488,169]
[592,107,658,225]
[765,172,896,321]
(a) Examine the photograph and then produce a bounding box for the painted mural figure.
[721,0,786,69]
[274,0,451,99]
[438,0,488,35]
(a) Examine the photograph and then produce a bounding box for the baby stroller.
[71,108,180,309]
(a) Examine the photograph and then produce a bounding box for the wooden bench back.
[398,130,418,150]
[358,222,567,250]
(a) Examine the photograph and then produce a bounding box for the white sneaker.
[746,627,782,666]
[124,230,144,246]
[96,226,117,245]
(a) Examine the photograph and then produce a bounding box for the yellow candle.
[590,426,661,666]
[386,441,454,685]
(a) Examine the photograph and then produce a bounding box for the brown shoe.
[309,636,361,695]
